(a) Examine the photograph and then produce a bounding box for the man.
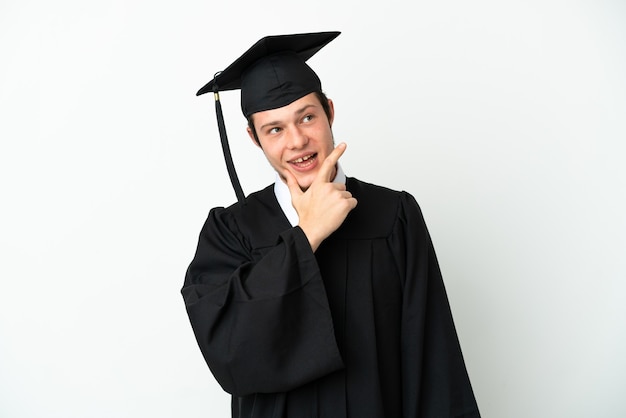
[182,31,480,417]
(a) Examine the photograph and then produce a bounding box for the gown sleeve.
[181,207,344,397]
[393,193,481,418]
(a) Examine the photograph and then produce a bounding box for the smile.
[289,153,317,166]
[290,153,316,163]
[288,152,317,171]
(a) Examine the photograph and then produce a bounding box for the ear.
[247,126,262,148]
[327,98,335,127]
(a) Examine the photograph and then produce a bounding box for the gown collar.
[273,164,346,227]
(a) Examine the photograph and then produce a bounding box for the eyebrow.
[258,104,317,131]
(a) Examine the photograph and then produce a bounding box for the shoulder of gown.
[211,184,294,250]
[337,177,424,240]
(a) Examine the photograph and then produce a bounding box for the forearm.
[182,225,343,396]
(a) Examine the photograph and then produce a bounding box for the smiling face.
[248,92,335,191]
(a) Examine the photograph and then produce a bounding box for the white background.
[1,0,625,417]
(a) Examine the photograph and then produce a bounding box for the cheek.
[262,144,283,164]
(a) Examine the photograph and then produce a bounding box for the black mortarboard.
[197,31,340,204]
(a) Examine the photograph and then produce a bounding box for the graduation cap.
[197,31,341,204]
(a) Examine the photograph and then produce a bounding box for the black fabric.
[239,52,321,117]
[196,31,339,101]
[182,178,480,418]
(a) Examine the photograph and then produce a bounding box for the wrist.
[298,223,323,253]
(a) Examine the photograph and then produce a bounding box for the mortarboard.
[196,31,341,204]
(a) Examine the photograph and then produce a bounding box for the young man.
[182,32,480,417]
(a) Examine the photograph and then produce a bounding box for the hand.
[284,143,358,252]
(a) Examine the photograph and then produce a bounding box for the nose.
[286,126,308,149]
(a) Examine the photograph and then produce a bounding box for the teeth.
[292,154,313,163]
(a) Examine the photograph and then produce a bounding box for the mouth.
[288,153,318,169]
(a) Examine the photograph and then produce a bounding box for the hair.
[247,91,332,144]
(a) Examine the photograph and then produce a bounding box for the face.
[248,92,335,191]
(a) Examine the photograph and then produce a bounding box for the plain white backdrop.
[1,0,625,417]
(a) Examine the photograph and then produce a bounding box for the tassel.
[213,77,245,204]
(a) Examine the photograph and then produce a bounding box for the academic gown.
[181,177,480,418]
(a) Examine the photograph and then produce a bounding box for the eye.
[302,114,314,123]
[268,126,281,135]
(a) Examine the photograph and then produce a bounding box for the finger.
[282,168,303,197]
[316,142,347,183]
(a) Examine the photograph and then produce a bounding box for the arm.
[181,209,343,397]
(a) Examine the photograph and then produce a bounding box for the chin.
[295,178,314,191]
[297,182,313,191]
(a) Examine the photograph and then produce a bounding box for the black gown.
[182,177,480,418]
